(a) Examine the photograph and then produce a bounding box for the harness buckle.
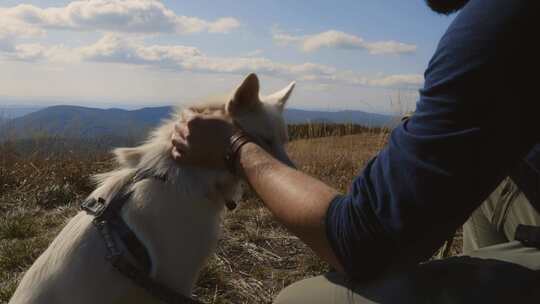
[81,197,106,217]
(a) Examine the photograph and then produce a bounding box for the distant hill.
[1,105,173,140]
[0,105,395,141]
[284,109,394,126]
[0,106,43,119]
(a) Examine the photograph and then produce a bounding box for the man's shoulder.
[525,145,540,172]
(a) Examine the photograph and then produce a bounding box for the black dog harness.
[82,171,210,304]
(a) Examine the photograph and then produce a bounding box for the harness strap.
[108,214,151,272]
[92,218,201,304]
[81,172,203,304]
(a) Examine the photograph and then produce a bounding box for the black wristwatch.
[224,130,254,175]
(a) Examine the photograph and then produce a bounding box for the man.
[172,0,540,302]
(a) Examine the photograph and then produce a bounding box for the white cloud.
[364,41,418,55]
[365,74,424,87]
[79,34,201,65]
[0,16,44,51]
[78,35,422,87]
[0,0,240,35]
[302,31,364,52]
[2,43,77,62]
[273,30,416,55]
[0,33,423,88]
[77,35,342,78]
[245,49,264,57]
[11,43,51,61]
[273,33,303,46]
[297,70,423,88]
[206,17,240,34]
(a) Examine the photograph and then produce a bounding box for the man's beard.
[425,0,470,15]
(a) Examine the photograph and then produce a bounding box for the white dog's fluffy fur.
[9,73,295,304]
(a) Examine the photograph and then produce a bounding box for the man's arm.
[173,0,539,280]
[241,0,538,280]
[322,0,540,279]
[236,142,344,272]
[172,116,344,271]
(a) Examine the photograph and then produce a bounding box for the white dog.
[9,73,295,304]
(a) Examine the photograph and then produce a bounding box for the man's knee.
[275,255,540,304]
[465,240,540,271]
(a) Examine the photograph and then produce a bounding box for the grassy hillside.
[0,130,461,303]
[0,123,385,157]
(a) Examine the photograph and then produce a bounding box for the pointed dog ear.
[264,81,295,112]
[226,73,261,114]
[113,147,143,167]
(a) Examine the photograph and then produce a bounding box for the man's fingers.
[174,122,181,133]
[174,122,190,138]
[181,109,197,122]
[172,133,189,151]
[171,119,194,163]
[171,148,182,161]
[187,115,212,129]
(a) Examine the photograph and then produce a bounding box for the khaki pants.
[274,179,540,304]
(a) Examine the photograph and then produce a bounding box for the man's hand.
[171,114,234,169]
[171,112,343,272]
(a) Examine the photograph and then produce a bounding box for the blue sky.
[0,0,455,113]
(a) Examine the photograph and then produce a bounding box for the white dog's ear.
[227,73,261,114]
[113,147,143,167]
[265,81,295,112]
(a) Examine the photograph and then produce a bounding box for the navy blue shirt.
[326,0,540,280]
[525,146,540,174]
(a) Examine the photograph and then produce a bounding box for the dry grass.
[287,123,387,141]
[0,131,461,304]
[192,132,390,303]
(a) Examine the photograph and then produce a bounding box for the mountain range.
[0,106,43,119]
[0,105,396,141]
